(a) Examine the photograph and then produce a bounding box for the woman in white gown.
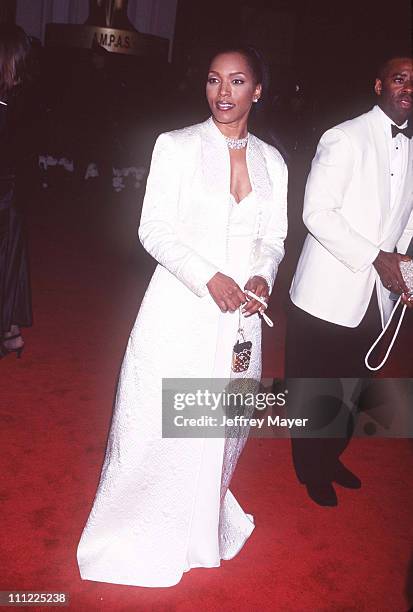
[77,45,288,587]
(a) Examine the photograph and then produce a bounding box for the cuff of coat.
[397,231,413,256]
[248,268,277,294]
[345,244,381,273]
[185,261,220,297]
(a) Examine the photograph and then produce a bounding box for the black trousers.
[285,292,382,378]
[0,180,32,337]
[285,293,381,485]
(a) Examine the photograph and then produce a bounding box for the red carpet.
[1,186,412,612]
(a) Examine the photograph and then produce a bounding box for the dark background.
[173,0,412,130]
[5,0,412,186]
[3,0,413,259]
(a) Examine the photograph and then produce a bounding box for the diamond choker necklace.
[224,134,249,150]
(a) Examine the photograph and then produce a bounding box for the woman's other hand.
[207,272,246,312]
[242,276,269,316]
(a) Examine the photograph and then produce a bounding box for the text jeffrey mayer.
[220,415,308,428]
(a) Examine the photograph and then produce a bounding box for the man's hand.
[401,292,413,308]
[242,276,270,316]
[373,251,411,295]
[207,272,246,312]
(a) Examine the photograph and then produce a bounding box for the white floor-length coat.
[77,117,288,587]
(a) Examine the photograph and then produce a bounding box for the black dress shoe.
[305,482,337,507]
[333,461,361,489]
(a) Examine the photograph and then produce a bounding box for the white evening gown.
[77,191,261,587]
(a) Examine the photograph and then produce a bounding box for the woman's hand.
[207,272,246,312]
[242,276,269,316]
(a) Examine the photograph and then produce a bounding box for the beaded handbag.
[231,306,252,373]
[231,290,275,374]
[399,260,413,296]
[232,328,252,373]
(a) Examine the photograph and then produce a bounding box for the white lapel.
[246,134,272,243]
[200,117,230,197]
[246,134,272,202]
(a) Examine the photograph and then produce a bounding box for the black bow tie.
[391,123,413,138]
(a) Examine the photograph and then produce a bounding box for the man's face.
[374,58,413,125]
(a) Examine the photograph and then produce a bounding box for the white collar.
[374,104,408,135]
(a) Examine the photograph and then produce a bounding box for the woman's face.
[206,51,262,129]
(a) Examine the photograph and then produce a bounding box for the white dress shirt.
[375,104,409,210]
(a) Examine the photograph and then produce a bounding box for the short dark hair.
[376,55,413,81]
[208,43,266,86]
[0,23,32,98]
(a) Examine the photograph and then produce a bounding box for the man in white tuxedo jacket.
[286,56,413,506]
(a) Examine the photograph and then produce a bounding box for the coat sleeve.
[397,209,413,255]
[249,152,288,294]
[138,132,219,297]
[303,128,380,272]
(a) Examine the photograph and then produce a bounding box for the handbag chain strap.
[237,307,246,342]
[365,297,407,371]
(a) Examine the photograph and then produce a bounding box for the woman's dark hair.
[0,23,32,98]
[208,43,266,88]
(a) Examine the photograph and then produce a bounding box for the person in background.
[0,24,34,358]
